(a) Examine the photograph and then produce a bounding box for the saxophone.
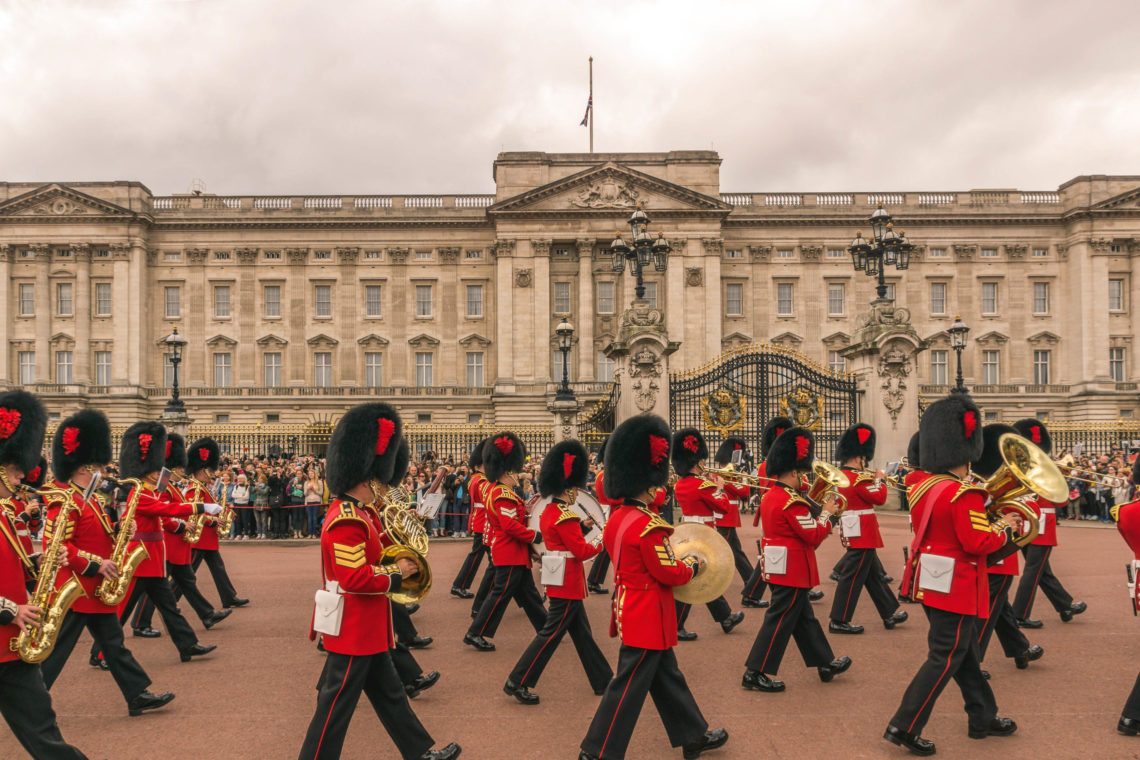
[95,478,150,606]
[182,480,207,545]
[216,483,234,536]
[14,491,85,663]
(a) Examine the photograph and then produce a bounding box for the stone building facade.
[1,150,1138,428]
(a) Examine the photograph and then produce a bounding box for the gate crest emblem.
[780,386,824,430]
[701,388,746,436]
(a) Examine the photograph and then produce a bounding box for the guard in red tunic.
[1009,419,1086,627]
[298,403,459,760]
[743,427,850,693]
[182,438,247,608]
[38,410,174,716]
[580,414,728,760]
[671,428,744,641]
[742,417,796,608]
[970,424,1042,671]
[1,456,46,561]
[1115,456,1140,736]
[586,437,613,595]
[114,422,219,662]
[828,423,907,634]
[903,432,929,526]
[713,438,755,587]
[465,432,546,651]
[504,440,613,704]
[450,439,490,601]
[886,395,1017,756]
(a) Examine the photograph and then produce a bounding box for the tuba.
[373,482,432,605]
[980,433,1068,566]
[14,491,85,662]
[95,478,150,606]
[806,461,850,517]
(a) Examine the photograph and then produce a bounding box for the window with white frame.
[930,282,947,315]
[415,285,432,317]
[1110,244,1124,253]
[466,352,484,386]
[1109,278,1126,311]
[94,351,111,385]
[1032,247,1048,258]
[94,283,111,316]
[1033,282,1049,314]
[163,286,179,318]
[984,410,999,423]
[928,247,947,258]
[465,249,483,259]
[213,285,231,318]
[264,250,281,261]
[314,352,332,387]
[18,352,35,384]
[930,350,948,385]
[365,285,382,317]
[980,247,998,258]
[597,351,615,382]
[982,350,1000,384]
[18,284,34,316]
[163,355,174,387]
[415,352,433,387]
[415,250,431,260]
[55,351,73,384]
[264,285,281,317]
[214,250,231,261]
[827,283,845,316]
[643,282,659,310]
[554,246,571,258]
[467,413,483,424]
[215,413,229,423]
[364,250,383,260]
[553,350,571,383]
[364,352,383,387]
[776,283,793,316]
[264,352,282,387]
[827,248,845,259]
[725,283,743,316]
[1033,350,1050,385]
[775,248,793,259]
[57,248,74,259]
[981,282,998,314]
[1110,347,1126,382]
[725,249,743,259]
[828,350,846,372]
[884,283,896,301]
[314,285,332,317]
[58,283,74,316]
[597,282,615,314]
[213,353,232,387]
[553,282,572,314]
[313,250,331,261]
[466,284,483,317]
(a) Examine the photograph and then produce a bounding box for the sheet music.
[418,493,445,519]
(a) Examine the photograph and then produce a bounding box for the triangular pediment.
[0,183,137,219]
[458,333,492,347]
[721,331,752,347]
[1091,185,1140,210]
[488,162,731,216]
[821,331,851,348]
[356,333,390,347]
[307,333,339,347]
[975,331,1009,346]
[408,333,441,348]
[205,334,238,348]
[256,333,288,347]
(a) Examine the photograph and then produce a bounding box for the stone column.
[73,244,91,385]
[110,244,132,385]
[606,299,679,424]
[285,248,308,385]
[701,239,724,365]
[439,247,461,385]
[235,248,258,386]
[388,247,410,386]
[492,239,515,383]
[185,248,210,386]
[32,244,50,382]
[336,247,359,385]
[575,239,595,381]
[531,239,551,382]
[0,245,10,383]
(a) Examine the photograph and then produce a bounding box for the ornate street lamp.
[609,204,671,301]
[848,203,912,300]
[948,315,970,394]
[555,316,575,402]
[162,326,189,413]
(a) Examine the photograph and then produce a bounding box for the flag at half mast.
[580,95,592,127]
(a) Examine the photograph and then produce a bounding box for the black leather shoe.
[179,644,216,662]
[588,584,609,595]
[677,629,698,641]
[593,679,611,696]
[408,635,433,649]
[1059,601,1086,622]
[829,620,864,635]
[829,572,840,581]
[405,671,440,699]
[742,669,785,692]
[1119,717,1140,736]
[225,597,250,608]
[503,679,539,705]
[981,669,991,680]
[884,725,935,756]
[1014,644,1044,669]
[89,655,109,671]
[741,598,769,608]
[132,627,161,638]
[203,609,232,630]
[818,656,852,682]
[808,590,824,602]
[682,727,728,759]
[579,752,601,760]
[462,633,495,651]
[969,717,1017,738]
[883,575,894,584]
[1017,618,1043,629]
[720,611,744,633]
[883,610,909,630]
[450,587,474,599]
[419,742,461,760]
[128,690,175,716]
[406,603,421,615]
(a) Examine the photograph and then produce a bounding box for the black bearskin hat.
[906,432,922,471]
[119,421,168,479]
[165,432,188,471]
[919,395,983,474]
[972,424,1017,480]
[468,437,489,470]
[603,414,671,501]
[0,390,47,474]
[326,403,403,495]
[483,432,526,482]
[187,438,221,475]
[597,436,608,463]
[539,439,589,498]
[25,457,48,489]
[767,427,815,477]
[761,416,794,458]
[714,437,748,467]
[835,423,876,463]
[1013,419,1052,456]
[52,410,113,482]
[386,438,411,488]
[671,427,708,474]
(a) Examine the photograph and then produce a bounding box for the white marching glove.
[202,503,223,516]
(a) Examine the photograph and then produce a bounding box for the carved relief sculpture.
[515,269,532,288]
[685,267,703,287]
[571,177,640,209]
[877,342,913,424]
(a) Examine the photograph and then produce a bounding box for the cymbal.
[670,523,734,605]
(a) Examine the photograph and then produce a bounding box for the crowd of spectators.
[1056,447,1136,522]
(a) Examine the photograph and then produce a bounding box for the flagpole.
[588,56,594,154]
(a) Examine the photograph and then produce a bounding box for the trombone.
[703,463,779,490]
[1057,464,1128,489]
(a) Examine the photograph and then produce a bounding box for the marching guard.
[712,438,755,586]
[298,403,459,760]
[39,410,175,716]
[671,428,744,640]
[450,439,491,606]
[742,427,850,692]
[504,440,613,704]
[586,437,612,595]
[580,414,728,760]
[180,438,248,608]
[1115,455,1140,735]
[886,395,1017,755]
[828,423,907,634]
[1,456,45,561]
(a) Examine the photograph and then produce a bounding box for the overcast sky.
[2,0,1138,195]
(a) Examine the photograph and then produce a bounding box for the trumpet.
[703,463,778,490]
[853,469,908,493]
[1057,464,1128,489]
[807,461,850,515]
[980,433,1069,565]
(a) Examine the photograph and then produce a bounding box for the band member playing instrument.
[671,428,744,641]
[504,440,613,705]
[465,432,546,651]
[886,395,1017,756]
[39,410,175,716]
[580,414,728,760]
[450,440,489,601]
[1009,419,1087,628]
[2,456,45,560]
[180,438,247,609]
[0,391,89,760]
[1115,456,1140,736]
[743,427,850,693]
[586,437,612,595]
[114,422,220,662]
[829,423,907,634]
[970,425,1043,672]
[131,433,231,633]
[712,438,755,586]
[298,403,459,760]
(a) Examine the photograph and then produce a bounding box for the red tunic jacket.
[467,472,488,535]
[716,482,748,529]
[0,509,34,662]
[752,463,807,527]
[43,482,118,614]
[1,499,37,557]
[1026,495,1064,547]
[1118,499,1140,559]
[314,498,401,655]
[760,483,831,588]
[127,484,198,578]
[160,483,193,566]
[184,480,220,552]
[838,469,887,549]
[605,503,696,650]
[675,474,729,526]
[487,484,536,567]
[905,470,933,532]
[540,498,601,599]
[594,470,618,511]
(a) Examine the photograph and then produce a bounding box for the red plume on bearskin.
[138,434,152,459]
[538,440,588,498]
[767,427,815,477]
[62,427,80,455]
[1012,418,1052,455]
[52,410,112,482]
[919,395,984,474]
[119,421,167,479]
[494,436,514,456]
[649,435,669,466]
[603,414,672,501]
[670,427,708,474]
[376,417,396,455]
[963,411,978,439]
[326,403,403,495]
[165,433,187,470]
[24,457,47,489]
[484,431,525,481]
[165,439,172,458]
[0,409,20,439]
[187,438,221,474]
[563,453,576,480]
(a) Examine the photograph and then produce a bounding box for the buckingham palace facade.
[1,150,1139,428]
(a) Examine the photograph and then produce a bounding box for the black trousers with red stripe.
[451,531,488,591]
[742,540,768,602]
[977,573,1029,661]
[1122,672,1140,720]
[1012,544,1074,620]
[580,645,708,760]
[133,562,216,629]
[675,595,731,629]
[508,597,612,691]
[890,606,998,736]
[298,650,433,760]
[116,575,199,654]
[829,547,900,623]
[471,558,496,617]
[745,584,834,675]
[717,526,754,584]
[0,661,88,760]
[467,564,546,639]
[587,552,611,587]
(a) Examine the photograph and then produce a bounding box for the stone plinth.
[605,299,680,423]
[159,407,193,438]
[547,397,582,443]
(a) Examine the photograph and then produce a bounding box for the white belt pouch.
[541,552,569,586]
[313,580,344,636]
[918,554,955,594]
[763,545,788,575]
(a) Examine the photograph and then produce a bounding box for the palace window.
[213,353,232,387]
[981,282,998,315]
[466,352,484,387]
[364,250,383,260]
[264,352,282,387]
[163,286,179,318]
[415,285,432,317]
[365,285,382,318]
[1109,278,1126,311]
[928,247,947,258]
[982,350,1001,384]
[597,282,615,314]
[18,284,34,316]
[1110,347,1126,382]
[1032,247,1048,258]
[827,248,845,259]
[55,351,73,384]
[776,283,794,316]
[726,283,743,316]
[94,351,112,386]
[468,413,483,424]
[314,352,332,387]
[827,283,845,316]
[364,352,383,387]
[416,250,432,260]
[884,283,896,301]
[215,414,229,423]
[465,249,483,260]
[214,251,231,261]
[553,350,572,383]
[18,352,35,385]
[725,249,743,259]
[214,285,231,318]
[264,250,281,261]
[163,355,175,387]
[466,284,483,317]
[58,283,74,316]
[930,350,948,385]
[643,282,659,310]
[313,250,331,260]
[930,282,947,315]
[264,285,281,317]
[775,248,793,259]
[95,283,112,316]
[554,246,572,258]
[416,413,432,423]
[1033,350,1051,385]
[265,413,279,424]
[1033,282,1049,314]
[597,351,615,383]
[314,285,332,317]
[828,351,846,372]
[554,282,572,314]
[163,250,179,261]
[415,352,433,387]
[980,247,998,258]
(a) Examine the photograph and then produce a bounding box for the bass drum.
[526,491,607,554]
